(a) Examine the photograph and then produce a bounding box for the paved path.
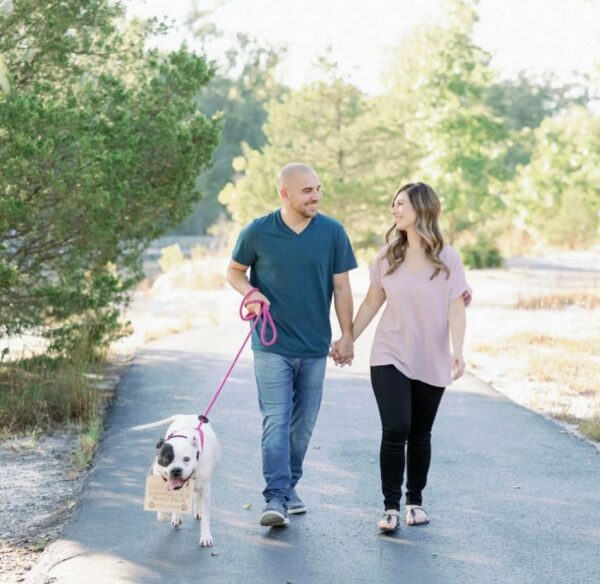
[29,318,600,584]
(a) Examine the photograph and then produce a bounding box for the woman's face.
[392,190,417,231]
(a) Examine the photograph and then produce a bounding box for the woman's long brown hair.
[384,182,449,280]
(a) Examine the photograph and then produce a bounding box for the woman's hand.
[330,335,354,367]
[451,353,465,380]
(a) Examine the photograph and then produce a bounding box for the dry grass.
[0,353,104,435]
[580,417,600,442]
[474,333,598,357]
[472,331,600,441]
[526,353,600,397]
[0,325,113,470]
[516,290,600,310]
[143,317,194,343]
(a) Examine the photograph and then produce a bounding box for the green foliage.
[486,73,591,174]
[219,1,510,249]
[219,57,416,251]
[384,0,510,237]
[0,328,105,432]
[460,236,503,269]
[0,0,220,349]
[176,34,286,234]
[509,106,600,248]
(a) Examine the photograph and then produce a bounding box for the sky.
[126,0,600,93]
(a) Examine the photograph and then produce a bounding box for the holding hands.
[330,334,354,367]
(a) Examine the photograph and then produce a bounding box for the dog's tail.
[131,415,183,431]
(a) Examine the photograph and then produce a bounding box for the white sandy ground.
[1,252,599,583]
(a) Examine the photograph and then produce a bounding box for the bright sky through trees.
[127,0,600,93]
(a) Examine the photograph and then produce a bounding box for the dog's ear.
[155,438,165,449]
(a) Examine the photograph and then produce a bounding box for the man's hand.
[329,335,354,367]
[451,352,465,380]
[244,290,270,317]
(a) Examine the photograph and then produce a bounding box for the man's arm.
[226,260,269,315]
[332,271,354,365]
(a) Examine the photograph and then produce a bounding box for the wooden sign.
[143,475,195,515]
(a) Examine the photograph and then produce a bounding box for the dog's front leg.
[171,513,182,528]
[198,485,213,547]
[194,489,202,520]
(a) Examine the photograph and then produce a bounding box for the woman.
[337,182,471,531]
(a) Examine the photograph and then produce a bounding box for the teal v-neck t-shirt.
[232,210,357,358]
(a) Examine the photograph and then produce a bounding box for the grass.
[0,341,111,465]
[143,316,194,343]
[473,332,600,442]
[516,290,600,310]
[580,417,600,441]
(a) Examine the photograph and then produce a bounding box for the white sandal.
[377,509,400,532]
[406,505,429,526]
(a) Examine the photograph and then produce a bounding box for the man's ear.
[155,438,165,449]
[279,186,288,202]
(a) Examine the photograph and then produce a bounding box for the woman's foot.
[406,505,429,526]
[377,509,400,532]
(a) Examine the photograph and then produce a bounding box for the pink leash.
[193,288,277,446]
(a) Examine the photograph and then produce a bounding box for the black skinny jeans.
[370,365,445,510]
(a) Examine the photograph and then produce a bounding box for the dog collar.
[166,427,204,456]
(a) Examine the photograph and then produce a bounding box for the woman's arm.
[448,295,466,380]
[352,284,386,341]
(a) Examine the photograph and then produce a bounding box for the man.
[227,163,356,527]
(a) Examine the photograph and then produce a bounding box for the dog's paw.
[171,515,182,528]
[157,512,170,522]
[195,511,202,520]
[199,532,213,547]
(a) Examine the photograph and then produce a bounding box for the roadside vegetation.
[1,0,598,446]
[473,313,600,442]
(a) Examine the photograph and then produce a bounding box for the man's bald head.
[276,163,316,189]
[276,163,322,220]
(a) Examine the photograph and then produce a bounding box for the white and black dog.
[133,414,220,547]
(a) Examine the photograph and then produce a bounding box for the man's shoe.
[260,499,289,527]
[288,487,307,515]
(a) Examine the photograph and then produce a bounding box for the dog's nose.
[171,467,182,478]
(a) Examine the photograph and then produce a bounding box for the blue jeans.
[253,351,327,504]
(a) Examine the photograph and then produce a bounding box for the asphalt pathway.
[29,318,600,584]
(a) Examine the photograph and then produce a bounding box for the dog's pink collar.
[166,427,205,453]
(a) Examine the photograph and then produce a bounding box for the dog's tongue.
[167,478,185,491]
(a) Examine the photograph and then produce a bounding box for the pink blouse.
[369,245,472,387]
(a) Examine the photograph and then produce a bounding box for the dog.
[132,414,220,547]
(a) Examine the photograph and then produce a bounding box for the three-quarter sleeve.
[448,250,472,307]
[369,249,387,290]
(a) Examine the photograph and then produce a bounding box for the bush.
[159,244,185,273]
[0,1,220,353]
[460,237,503,269]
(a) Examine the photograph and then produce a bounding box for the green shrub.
[460,237,503,269]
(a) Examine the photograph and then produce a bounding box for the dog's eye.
[183,456,190,463]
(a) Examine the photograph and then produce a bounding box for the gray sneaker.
[288,487,307,515]
[260,499,289,527]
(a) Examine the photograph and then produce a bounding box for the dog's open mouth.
[167,478,186,491]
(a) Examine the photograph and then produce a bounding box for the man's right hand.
[329,336,354,367]
[245,290,270,316]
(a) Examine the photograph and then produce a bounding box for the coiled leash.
[193,288,277,444]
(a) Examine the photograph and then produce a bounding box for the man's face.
[281,170,322,219]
